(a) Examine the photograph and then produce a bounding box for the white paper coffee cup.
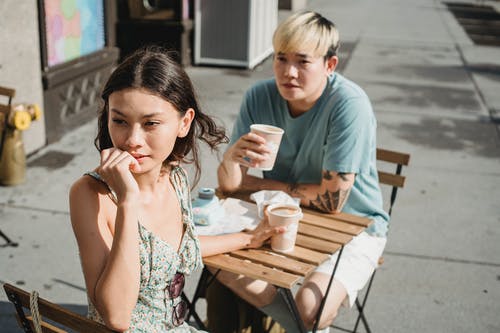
[267,203,302,253]
[250,124,284,171]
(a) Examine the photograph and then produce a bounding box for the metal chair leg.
[185,267,220,330]
[330,262,377,333]
[352,270,377,333]
[0,229,18,247]
[182,292,206,330]
[313,245,344,333]
[276,288,307,333]
[353,298,371,333]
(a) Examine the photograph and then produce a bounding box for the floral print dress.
[85,166,204,332]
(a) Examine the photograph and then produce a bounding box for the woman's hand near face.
[98,148,142,203]
[226,132,271,168]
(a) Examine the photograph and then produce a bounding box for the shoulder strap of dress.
[170,166,193,217]
[84,171,118,204]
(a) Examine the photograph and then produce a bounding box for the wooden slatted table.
[201,195,372,332]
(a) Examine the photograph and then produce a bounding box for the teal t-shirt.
[231,73,389,237]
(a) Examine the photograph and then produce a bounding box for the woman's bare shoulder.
[70,172,110,199]
[69,173,115,226]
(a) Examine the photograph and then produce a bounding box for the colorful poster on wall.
[43,0,105,67]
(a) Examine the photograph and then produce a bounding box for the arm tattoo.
[309,188,351,213]
[322,170,333,180]
[287,182,306,199]
[337,172,349,182]
[337,187,350,210]
[311,170,352,212]
[324,170,349,182]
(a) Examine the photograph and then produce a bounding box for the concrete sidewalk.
[1,0,500,332]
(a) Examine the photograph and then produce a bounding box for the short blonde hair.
[273,11,339,58]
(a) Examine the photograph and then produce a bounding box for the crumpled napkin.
[250,190,301,218]
[195,198,259,236]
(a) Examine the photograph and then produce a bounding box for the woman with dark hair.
[69,46,283,332]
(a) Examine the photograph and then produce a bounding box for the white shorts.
[314,231,387,307]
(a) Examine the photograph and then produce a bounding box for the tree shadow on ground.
[27,150,76,170]
[382,116,500,158]
[376,64,471,84]
[373,81,482,112]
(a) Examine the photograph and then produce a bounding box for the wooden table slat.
[295,234,342,253]
[206,195,368,289]
[301,212,364,236]
[231,249,315,276]
[302,208,372,227]
[278,245,329,266]
[203,254,300,289]
[298,223,353,244]
[335,212,372,227]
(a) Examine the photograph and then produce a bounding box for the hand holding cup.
[249,124,284,171]
[266,203,302,253]
[227,124,284,171]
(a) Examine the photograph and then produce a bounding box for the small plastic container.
[192,188,224,226]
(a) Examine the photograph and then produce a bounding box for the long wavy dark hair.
[95,46,228,186]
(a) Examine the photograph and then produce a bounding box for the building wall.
[0,0,46,154]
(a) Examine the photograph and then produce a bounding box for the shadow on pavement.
[382,116,500,158]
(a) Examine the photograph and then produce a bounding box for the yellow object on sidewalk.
[11,109,31,131]
[0,129,27,186]
[0,85,43,186]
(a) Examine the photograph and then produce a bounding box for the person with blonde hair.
[208,11,388,332]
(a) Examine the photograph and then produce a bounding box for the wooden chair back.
[3,283,116,333]
[376,148,410,216]
[0,85,15,115]
[329,148,411,332]
[0,86,15,139]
